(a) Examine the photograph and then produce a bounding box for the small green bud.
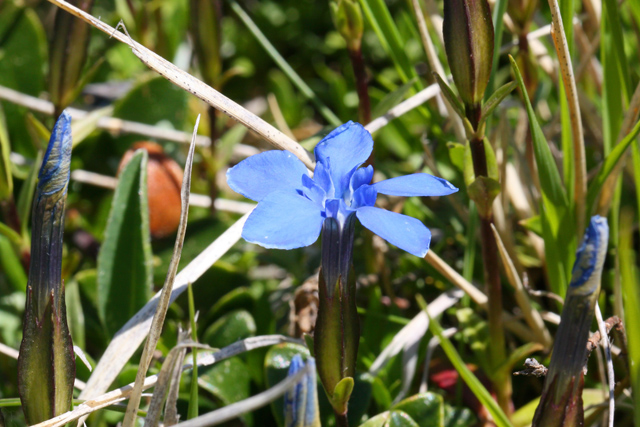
[330,0,364,52]
[49,1,94,116]
[443,0,494,115]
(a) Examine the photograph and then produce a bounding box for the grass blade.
[620,209,640,427]
[358,0,421,92]
[228,0,341,127]
[510,54,573,296]
[586,118,640,211]
[420,296,513,427]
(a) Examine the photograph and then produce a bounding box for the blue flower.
[227,121,458,257]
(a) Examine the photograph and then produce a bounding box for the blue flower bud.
[284,355,320,427]
[18,111,75,424]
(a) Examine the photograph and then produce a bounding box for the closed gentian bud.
[49,1,94,117]
[18,111,75,424]
[330,0,364,52]
[532,216,609,427]
[118,142,183,239]
[443,0,494,123]
[284,355,321,427]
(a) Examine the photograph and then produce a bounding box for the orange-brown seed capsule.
[118,142,183,239]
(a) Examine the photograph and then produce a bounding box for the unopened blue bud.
[284,355,320,427]
[570,215,609,292]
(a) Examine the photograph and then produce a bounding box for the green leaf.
[519,215,542,236]
[359,411,391,427]
[509,56,567,210]
[620,210,640,427]
[0,235,26,292]
[603,0,632,101]
[372,79,416,119]
[359,410,421,427]
[332,376,355,415]
[425,305,513,427]
[199,357,252,424]
[444,406,476,427]
[0,221,21,246]
[202,309,257,349]
[446,142,465,173]
[387,410,420,427]
[205,287,254,321]
[455,308,490,373]
[0,8,46,97]
[97,150,152,336]
[479,81,517,129]
[586,119,640,212]
[65,278,85,350]
[433,74,465,121]
[112,76,187,152]
[393,393,444,427]
[510,55,573,296]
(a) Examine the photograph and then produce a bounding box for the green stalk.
[187,282,199,419]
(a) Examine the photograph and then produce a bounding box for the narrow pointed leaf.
[97,150,152,335]
[479,81,517,128]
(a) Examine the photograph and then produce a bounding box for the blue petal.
[373,173,458,197]
[314,122,373,197]
[349,165,374,192]
[356,207,431,257]
[242,191,323,249]
[352,184,377,209]
[301,174,326,207]
[313,158,335,198]
[227,150,308,202]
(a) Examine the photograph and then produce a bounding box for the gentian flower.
[226,121,458,257]
[227,121,457,423]
[284,355,321,427]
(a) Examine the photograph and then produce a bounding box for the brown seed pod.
[119,142,183,239]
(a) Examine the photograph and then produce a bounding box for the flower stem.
[347,46,370,124]
[469,135,510,413]
[336,412,350,427]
